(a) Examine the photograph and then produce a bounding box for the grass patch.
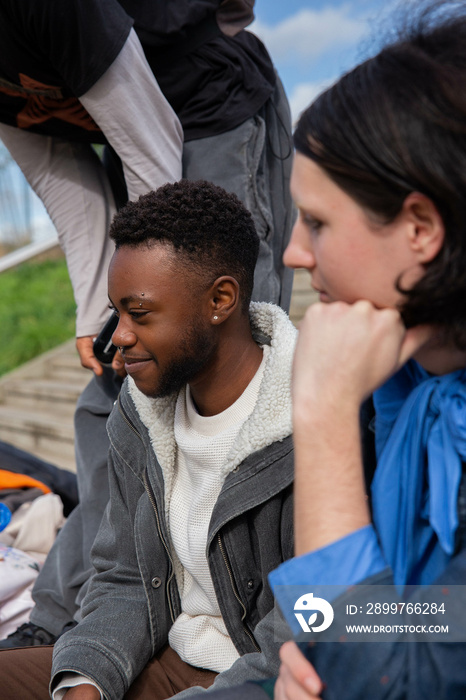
[0,258,76,376]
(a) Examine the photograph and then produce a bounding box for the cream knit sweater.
[168,347,268,672]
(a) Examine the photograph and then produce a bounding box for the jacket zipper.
[217,532,261,652]
[117,396,177,623]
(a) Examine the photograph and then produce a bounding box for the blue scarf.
[371,360,466,586]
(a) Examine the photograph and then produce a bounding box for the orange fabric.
[0,469,51,495]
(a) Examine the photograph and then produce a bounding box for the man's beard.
[150,321,217,399]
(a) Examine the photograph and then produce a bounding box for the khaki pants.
[0,644,217,699]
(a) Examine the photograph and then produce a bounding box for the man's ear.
[402,192,445,264]
[209,276,240,324]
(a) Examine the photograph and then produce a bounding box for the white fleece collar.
[127,302,297,502]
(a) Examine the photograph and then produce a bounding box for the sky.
[0,0,398,244]
[252,0,394,122]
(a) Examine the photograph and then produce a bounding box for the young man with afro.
[0,179,296,700]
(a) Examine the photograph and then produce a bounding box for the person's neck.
[189,325,263,417]
[414,331,466,375]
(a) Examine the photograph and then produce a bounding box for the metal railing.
[0,235,60,274]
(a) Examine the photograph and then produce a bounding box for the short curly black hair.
[109,180,259,312]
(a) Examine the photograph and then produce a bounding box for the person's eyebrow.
[112,294,154,307]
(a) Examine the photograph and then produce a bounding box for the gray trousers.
[30,78,294,634]
[182,76,294,311]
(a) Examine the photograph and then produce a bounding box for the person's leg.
[182,75,294,312]
[0,123,116,338]
[0,126,126,641]
[0,646,53,699]
[259,75,295,312]
[30,368,122,634]
[0,644,216,700]
[125,645,217,699]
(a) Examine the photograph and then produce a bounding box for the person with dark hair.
[187,2,466,699]
[0,179,296,699]
[269,2,466,698]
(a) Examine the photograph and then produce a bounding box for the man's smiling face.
[108,243,217,398]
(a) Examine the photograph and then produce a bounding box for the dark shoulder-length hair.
[294,0,466,348]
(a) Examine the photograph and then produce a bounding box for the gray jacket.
[51,303,296,700]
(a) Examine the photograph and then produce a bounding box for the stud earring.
[213,315,218,320]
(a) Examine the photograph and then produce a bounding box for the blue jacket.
[202,403,466,700]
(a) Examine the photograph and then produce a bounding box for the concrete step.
[2,378,87,416]
[291,268,313,291]
[289,269,318,326]
[0,405,76,471]
[45,354,90,383]
[0,339,88,473]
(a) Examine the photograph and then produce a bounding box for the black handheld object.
[93,312,119,364]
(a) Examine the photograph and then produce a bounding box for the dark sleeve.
[360,395,377,502]
[304,553,466,700]
[9,0,133,95]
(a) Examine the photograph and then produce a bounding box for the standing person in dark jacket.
[0,0,293,367]
[0,180,296,699]
[0,0,294,649]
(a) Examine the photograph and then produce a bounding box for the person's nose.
[283,219,316,271]
[112,315,137,350]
